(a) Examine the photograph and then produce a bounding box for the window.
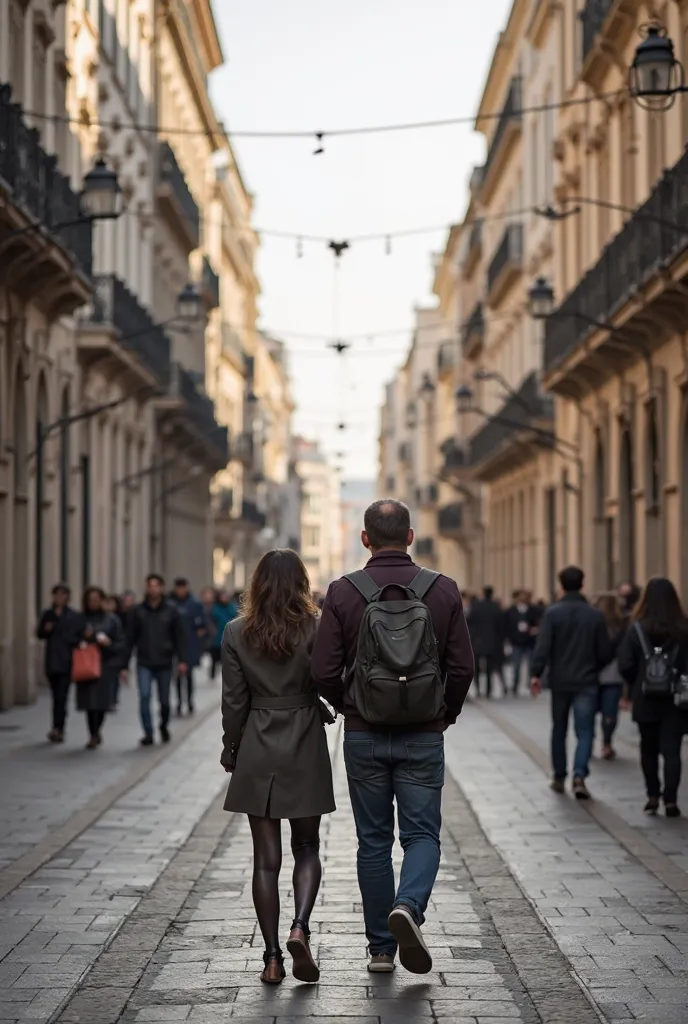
[303,526,320,549]
[32,22,48,120]
[54,62,68,166]
[304,492,320,515]
[9,1,26,103]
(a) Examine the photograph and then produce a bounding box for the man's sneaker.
[160,725,171,744]
[550,777,565,794]
[388,905,432,974]
[367,953,395,973]
[573,776,590,800]
[140,734,154,747]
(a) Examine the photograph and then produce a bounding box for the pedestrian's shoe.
[286,918,319,983]
[368,953,395,973]
[160,725,171,744]
[602,744,616,761]
[665,804,682,818]
[85,736,99,750]
[188,702,195,714]
[260,948,285,985]
[140,733,154,747]
[550,777,565,794]
[644,797,660,815]
[388,905,432,974]
[572,777,591,800]
[47,729,64,743]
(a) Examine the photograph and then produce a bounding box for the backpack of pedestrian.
[74,587,125,749]
[221,549,335,986]
[311,499,474,976]
[617,577,688,817]
[531,566,612,800]
[37,583,82,743]
[593,592,627,761]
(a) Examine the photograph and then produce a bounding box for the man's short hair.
[52,582,70,596]
[174,577,188,587]
[484,586,494,600]
[559,565,584,592]
[363,499,410,550]
[146,573,165,586]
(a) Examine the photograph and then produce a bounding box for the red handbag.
[72,643,102,683]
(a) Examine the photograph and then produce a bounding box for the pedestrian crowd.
[35,496,688,991]
[37,576,241,749]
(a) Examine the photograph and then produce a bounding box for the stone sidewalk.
[446,702,688,1024]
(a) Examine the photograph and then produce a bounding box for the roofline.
[474,0,528,131]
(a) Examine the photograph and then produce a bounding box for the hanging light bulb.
[296,237,303,259]
[313,132,325,155]
[385,235,392,255]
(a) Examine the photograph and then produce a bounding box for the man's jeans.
[511,646,533,693]
[343,730,443,956]
[137,666,172,736]
[551,687,598,780]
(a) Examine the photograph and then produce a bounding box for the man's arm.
[310,583,347,710]
[443,584,475,725]
[36,610,52,639]
[124,608,139,663]
[531,608,554,678]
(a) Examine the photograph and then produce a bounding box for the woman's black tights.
[248,815,322,953]
[87,710,105,738]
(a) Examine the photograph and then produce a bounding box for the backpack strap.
[634,622,652,659]
[407,568,440,601]
[344,570,381,604]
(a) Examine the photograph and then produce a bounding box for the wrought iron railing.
[580,0,614,65]
[483,76,522,182]
[544,147,688,373]
[90,274,171,382]
[469,372,552,466]
[0,82,92,277]
[487,223,523,295]
[241,499,266,528]
[170,362,228,462]
[158,141,200,244]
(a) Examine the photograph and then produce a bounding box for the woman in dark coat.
[221,549,335,986]
[76,587,125,749]
[617,577,688,817]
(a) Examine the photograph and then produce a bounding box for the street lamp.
[527,277,555,320]
[176,281,203,325]
[80,157,123,220]
[405,401,418,429]
[629,23,684,111]
[419,373,436,396]
[455,384,474,414]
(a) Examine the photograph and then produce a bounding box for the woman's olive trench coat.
[220,618,335,819]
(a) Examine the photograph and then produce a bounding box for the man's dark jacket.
[504,603,539,648]
[467,597,505,658]
[531,592,612,690]
[310,549,474,732]
[36,606,82,676]
[126,600,186,669]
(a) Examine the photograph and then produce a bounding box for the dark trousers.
[476,656,504,697]
[87,710,105,738]
[551,687,598,780]
[175,668,194,711]
[638,720,685,804]
[48,672,71,732]
[209,648,221,680]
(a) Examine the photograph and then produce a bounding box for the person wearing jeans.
[343,732,443,960]
[531,566,612,799]
[126,574,187,746]
[37,583,82,743]
[311,499,474,974]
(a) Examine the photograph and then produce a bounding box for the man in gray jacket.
[531,566,612,799]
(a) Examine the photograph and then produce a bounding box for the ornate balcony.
[486,224,523,306]
[166,362,228,470]
[440,437,468,480]
[200,256,220,309]
[240,499,266,530]
[468,372,554,481]
[77,274,171,387]
[481,76,522,202]
[157,141,200,251]
[543,147,688,393]
[0,83,92,315]
[438,502,464,539]
[462,301,485,359]
[398,441,412,463]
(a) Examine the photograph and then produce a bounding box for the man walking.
[311,499,474,975]
[467,586,506,697]
[127,574,187,746]
[531,566,612,799]
[37,583,82,743]
[169,577,206,715]
[504,589,539,695]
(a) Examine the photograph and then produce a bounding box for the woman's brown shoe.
[287,919,319,983]
[260,950,285,985]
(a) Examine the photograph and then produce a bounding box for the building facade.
[295,437,343,594]
[0,0,275,708]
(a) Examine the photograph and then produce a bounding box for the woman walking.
[618,577,688,817]
[594,592,627,760]
[76,587,125,748]
[220,550,335,985]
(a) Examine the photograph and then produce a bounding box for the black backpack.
[634,623,679,696]
[345,568,446,726]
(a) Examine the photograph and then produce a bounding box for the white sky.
[210,0,512,480]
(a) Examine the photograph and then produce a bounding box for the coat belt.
[250,694,317,711]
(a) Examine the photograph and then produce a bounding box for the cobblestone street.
[1,684,688,1023]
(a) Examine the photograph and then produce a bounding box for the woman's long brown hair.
[593,591,624,633]
[241,549,319,661]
